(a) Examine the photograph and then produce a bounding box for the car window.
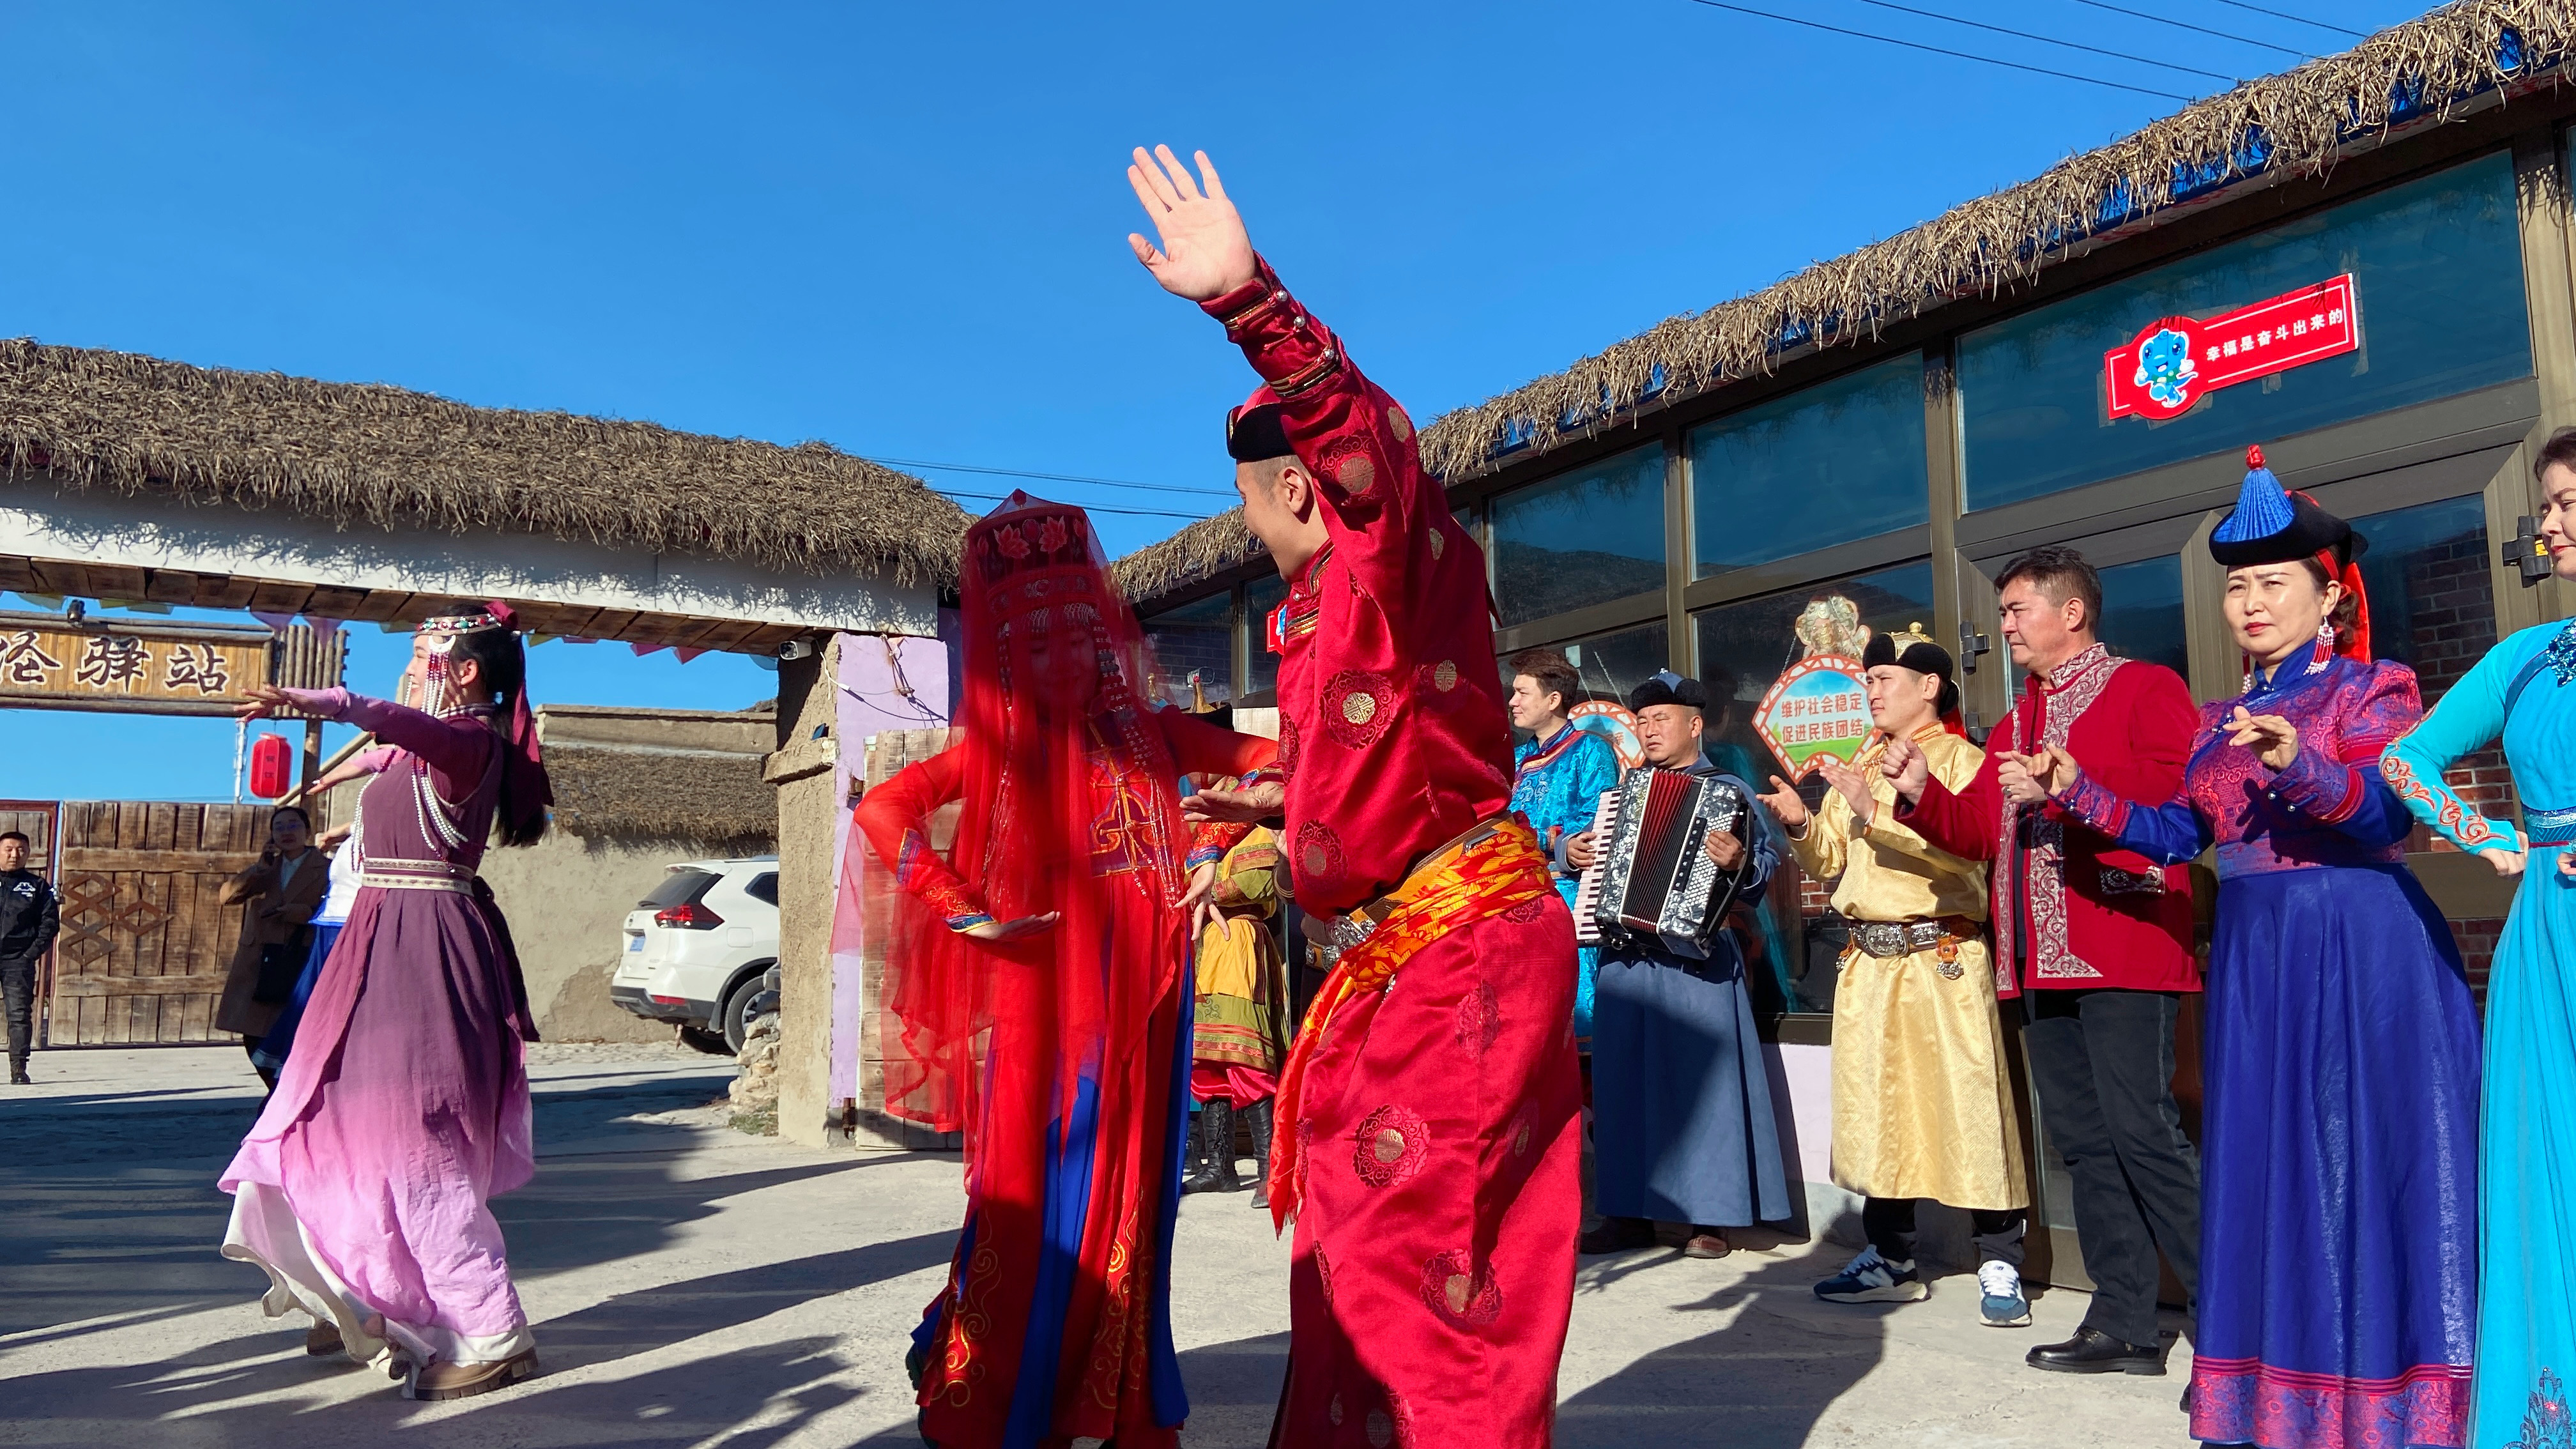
[640,868,719,910]
[744,872,779,906]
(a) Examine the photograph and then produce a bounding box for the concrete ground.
[0,1044,2197,1447]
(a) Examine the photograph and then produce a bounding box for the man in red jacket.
[1127,146,1581,1448]
[1885,546,2202,1376]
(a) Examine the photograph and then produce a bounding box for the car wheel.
[721,974,768,1056]
[677,1023,731,1056]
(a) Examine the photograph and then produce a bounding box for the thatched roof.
[1112,506,1264,603]
[0,339,972,586]
[1413,0,2576,480]
[545,741,778,847]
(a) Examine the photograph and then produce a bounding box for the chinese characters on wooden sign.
[0,616,272,715]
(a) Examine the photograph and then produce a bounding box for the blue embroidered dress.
[1512,723,1620,1045]
[2053,643,2478,1448]
[2383,617,2576,1449]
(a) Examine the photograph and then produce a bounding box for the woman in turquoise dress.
[1507,648,1621,1046]
[2380,430,2576,1449]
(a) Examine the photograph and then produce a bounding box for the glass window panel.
[1690,353,1928,576]
[1243,574,1287,697]
[2096,555,2190,680]
[2351,493,2494,709]
[1960,152,2530,509]
[1140,590,1235,709]
[1692,562,1936,1018]
[1551,619,1669,712]
[1490,443,1666,626]
[2348,493,2511,834]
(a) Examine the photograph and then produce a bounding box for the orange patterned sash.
[1268,817,1553,1230]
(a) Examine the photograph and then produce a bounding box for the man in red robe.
[1883,545,2203,1376]
[1127,145,1581,1448]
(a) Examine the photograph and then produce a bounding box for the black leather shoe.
[2026,1326,2165,1376]
[1577,1216,1656,1255]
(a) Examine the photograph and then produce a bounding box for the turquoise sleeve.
[2380,636,2527,855]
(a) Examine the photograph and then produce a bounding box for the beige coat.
[214,847,330,1039]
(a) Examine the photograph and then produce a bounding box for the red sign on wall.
[2103,274,2359,422]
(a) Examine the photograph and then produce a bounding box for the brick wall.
[2404,531,2515,855]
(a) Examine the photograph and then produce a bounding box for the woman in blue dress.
[1506,648,1621,1047]
[2382,429,2576,1449]
[2039,450,2478,1448]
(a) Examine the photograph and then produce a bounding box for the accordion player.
[1574,766,1757,960]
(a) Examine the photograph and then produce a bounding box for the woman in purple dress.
[218,604,552,1402]
[2037,452,2478,1448]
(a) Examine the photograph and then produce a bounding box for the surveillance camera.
[776,638,816,662]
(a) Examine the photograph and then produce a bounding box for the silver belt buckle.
[1856,921,1902,958]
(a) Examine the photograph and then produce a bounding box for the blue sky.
[1,0,2426,801]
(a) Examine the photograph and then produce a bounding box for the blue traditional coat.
[1512,723,1620,1045]
[2055,643,2478,1448]
[1588,762,1791,1229]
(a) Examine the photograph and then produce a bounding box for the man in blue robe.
[1569,671,1790,1259]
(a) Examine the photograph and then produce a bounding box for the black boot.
[1244,1098,1275,1209]
[1177,1108,1211,1194]
[1183,1100,1238,1193]
[8,1056,26,1085]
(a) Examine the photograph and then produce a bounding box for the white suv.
[608,857,781,1054]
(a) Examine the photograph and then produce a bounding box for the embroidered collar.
[2043,643,2112,693]
[2546,618,2576,687]
[1516,721,1583,778]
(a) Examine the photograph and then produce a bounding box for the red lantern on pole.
[249,733,294,800]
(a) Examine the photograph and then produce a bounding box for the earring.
[2306,619,2334,675]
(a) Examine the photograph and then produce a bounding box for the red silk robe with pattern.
[1204,259,1583,1449]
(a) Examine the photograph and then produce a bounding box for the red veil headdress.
[878,493,1189,1147]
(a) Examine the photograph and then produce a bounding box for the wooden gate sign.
[0,611,329,716]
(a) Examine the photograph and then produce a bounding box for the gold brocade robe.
[1784,724,2028,1211]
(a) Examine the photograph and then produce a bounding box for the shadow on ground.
[0,1232,956,1443]
[0,1063,811,1337]
[1556,1252,1885,1448]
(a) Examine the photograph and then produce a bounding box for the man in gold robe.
[1757,627,2032,1327]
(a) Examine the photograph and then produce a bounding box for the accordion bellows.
[1574,767,1752,960]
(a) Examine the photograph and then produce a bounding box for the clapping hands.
[2224,706,2300,770]
[1998,745,2077,806]
[1878,734,1931,803]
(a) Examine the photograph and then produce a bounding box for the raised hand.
[1126,146,1257,303]
[1880,733,1931,804]
[1181,778,1285,825]
[964,911,1062,944]
[1755,774,1809,832]
[1814,755,1877,826]
[234,682,293,721]
[2225,706,2300,770]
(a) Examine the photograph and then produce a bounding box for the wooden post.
[300,719,323,802]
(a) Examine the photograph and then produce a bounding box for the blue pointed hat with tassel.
[2209,444,2372,659]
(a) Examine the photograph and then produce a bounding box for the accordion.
[1572,767,1752,960]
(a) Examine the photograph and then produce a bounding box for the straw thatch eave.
[544,740,779,847]
[0,339,973,586]
[1410,0,2576,481]
[1112,505,1265,604]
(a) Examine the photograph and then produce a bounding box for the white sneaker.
[1815,1245,1927,1303]
[1977,1261,2032,1327]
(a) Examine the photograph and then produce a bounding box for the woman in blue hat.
[2032,447,2479,1447]
[2382,427,2576,1449]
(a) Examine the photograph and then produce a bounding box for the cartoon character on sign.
[2135,327,2197,410]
